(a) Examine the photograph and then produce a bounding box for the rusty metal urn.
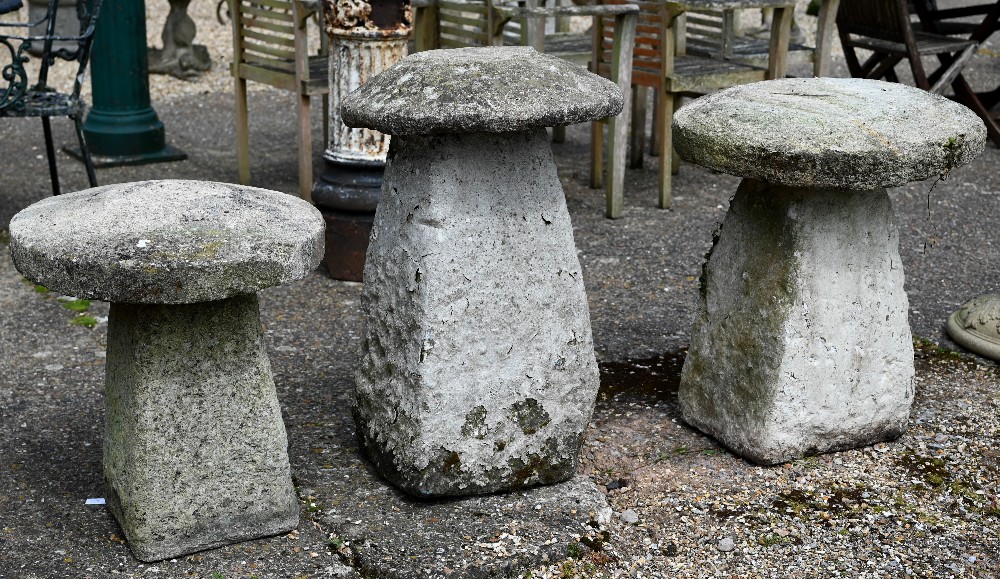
[312,0,410,281]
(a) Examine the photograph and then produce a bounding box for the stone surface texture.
[672,78,986,189]
[340,46,623,135]
[679,180,914,464]
[104,294,299,562]
[355,129,600,496]
[9,180,324,304]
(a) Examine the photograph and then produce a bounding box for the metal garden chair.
[0,0,101,195]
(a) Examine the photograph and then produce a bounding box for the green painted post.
[79,0,185,165]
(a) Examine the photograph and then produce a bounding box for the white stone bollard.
[340,47,623,497]
[8,180,324,561]
[672,78,986,464]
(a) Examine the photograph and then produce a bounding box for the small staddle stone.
[341,47,622,497]
[9,180,324,561]
[673,78,985,465]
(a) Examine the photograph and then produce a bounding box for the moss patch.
[510,398,551,436]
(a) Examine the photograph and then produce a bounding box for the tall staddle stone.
[340,47,623,497]
[674,78,986,465]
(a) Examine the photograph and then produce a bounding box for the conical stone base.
[679,180,914,464]
[104,295,298,561]
[355,129,600,497]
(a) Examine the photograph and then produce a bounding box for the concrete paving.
[1,34,999,578]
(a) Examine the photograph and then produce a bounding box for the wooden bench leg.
[235,76,251,186]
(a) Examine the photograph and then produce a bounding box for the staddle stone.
[9,180,324,304]
[9,180,324,561]
[672,77,986,190]
[342,47,620,497]
[673,78,985,464]
[340,46,623,135]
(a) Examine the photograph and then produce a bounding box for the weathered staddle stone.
[674,78,985,464]
[9,180,324,561]
[341,47,621,497]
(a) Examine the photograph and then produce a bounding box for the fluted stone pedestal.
[673,78,986,464]
[341,47,623,496]
[9,180,324,561]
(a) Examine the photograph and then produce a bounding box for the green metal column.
[80,0,185,165]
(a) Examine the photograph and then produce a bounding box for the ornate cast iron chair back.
[0,0,103,194]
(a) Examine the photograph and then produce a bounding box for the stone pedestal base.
[355,129,600,497]
[148,0,212,79]
[321,210,374,282]
[679,180,914,464]
[104,295,298,562]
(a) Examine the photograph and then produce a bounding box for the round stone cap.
[340,46,624,135]
[9,180,325,304]
[947,293,1000,361]
[672,78,986,189]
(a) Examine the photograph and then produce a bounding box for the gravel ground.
[1,1,1000,578]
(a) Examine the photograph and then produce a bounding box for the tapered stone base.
[679,180,914,465]
[355,129,600,497]
[104,295,298,562]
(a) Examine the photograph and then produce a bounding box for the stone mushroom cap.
[9,180,325,304]
[340,46,624,135]
[672,77,986,189]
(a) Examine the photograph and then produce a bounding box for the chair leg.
[657,88,675,210]
[590,118,604,190]
[840,34,865,79]
[629,85,646,169]
[553,125,566,143]
[952,74,1000,148]
[867,54,905,82]
[235,76,251,185]
[813,0,840,77]
[297,93,313,203]
[606,85,631,219]
[41,116,60,196]
[649,89,659,156]
[73,115,98,188]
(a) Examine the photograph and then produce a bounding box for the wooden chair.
[728,0,841,77]
[414,0,639,219]
[837,0,1000,146]
[228,0,328,201]
[605,0,793,210]
[0,0,102,195]
[912,0,997,38]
